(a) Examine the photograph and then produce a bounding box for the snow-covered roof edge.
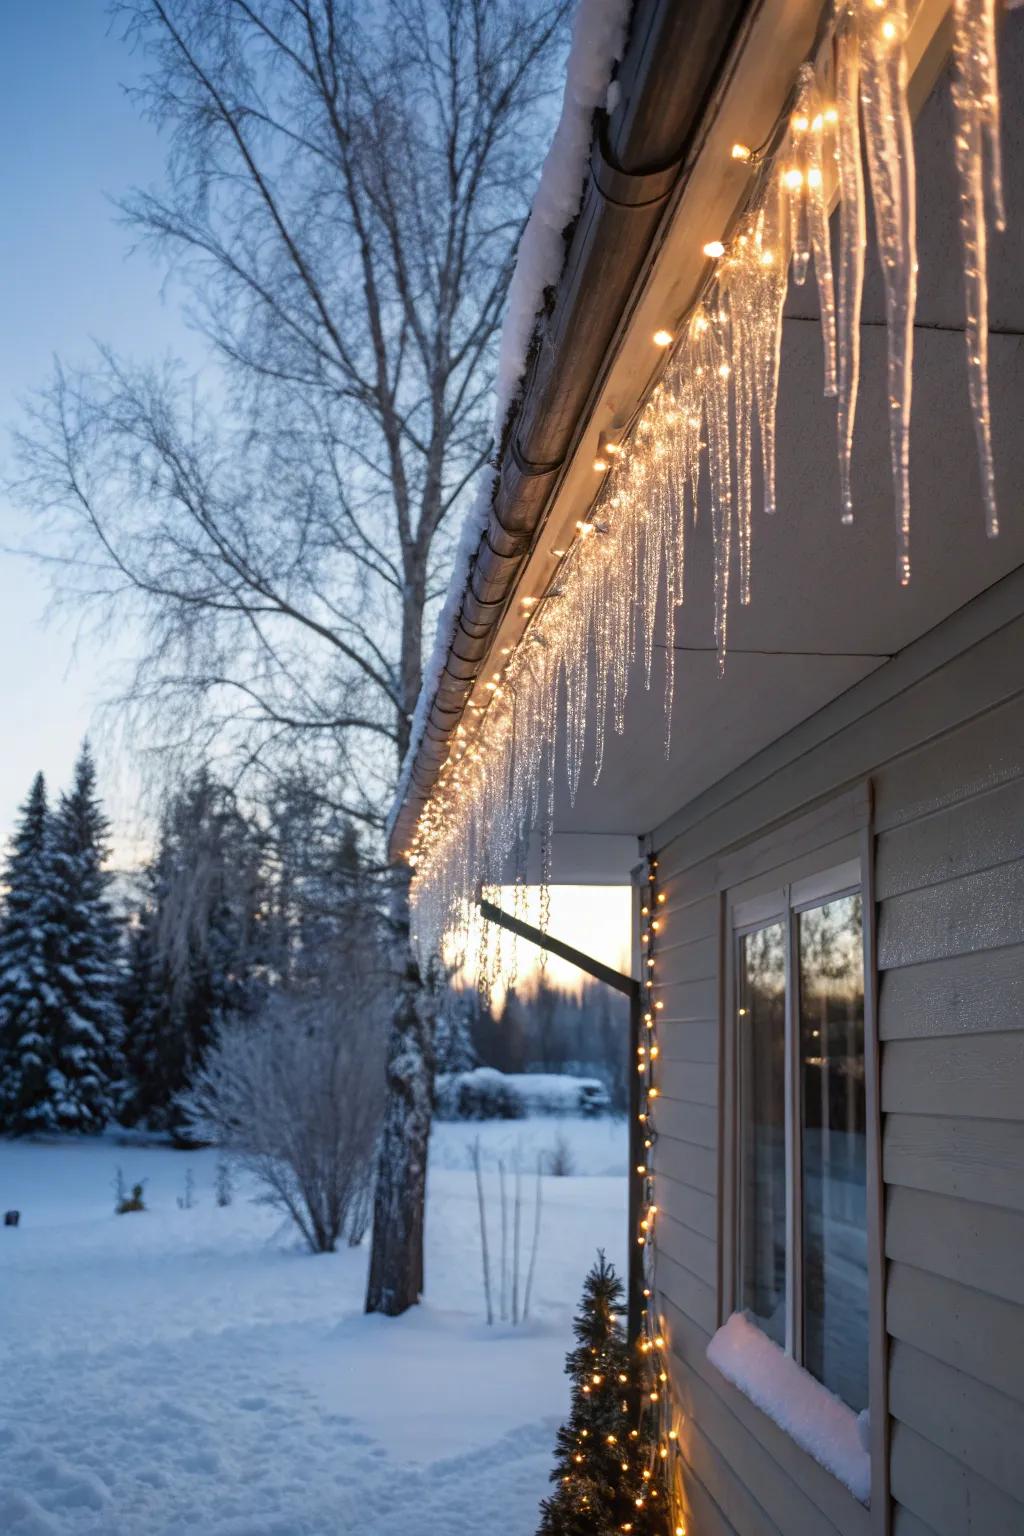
[386,0,632,849]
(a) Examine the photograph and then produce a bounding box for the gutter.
[389,0,754,861]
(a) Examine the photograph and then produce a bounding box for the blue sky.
[0,3,200,853]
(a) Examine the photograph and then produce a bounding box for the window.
[732,865,868,1414]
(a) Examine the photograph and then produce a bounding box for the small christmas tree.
[538,1253,663,1536]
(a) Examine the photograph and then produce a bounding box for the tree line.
[0,745,372,1137]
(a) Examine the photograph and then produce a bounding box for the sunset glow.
[446,884,632,1008]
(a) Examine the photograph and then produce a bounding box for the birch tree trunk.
[365,863,435,1313]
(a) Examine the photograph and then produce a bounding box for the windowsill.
[706,1312,870,1504]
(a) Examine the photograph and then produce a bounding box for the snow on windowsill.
[706,1312,871,1504]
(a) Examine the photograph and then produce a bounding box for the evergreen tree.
[538,1255,663,1536]
[121,770,267,1129]
[435,988,479,1076]
[0,773,63,1132]
[48,743,121,1130]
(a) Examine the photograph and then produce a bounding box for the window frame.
[732,858,862,1371]
[718,807,886,1519]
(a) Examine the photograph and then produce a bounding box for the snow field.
[0,1117,626,1535]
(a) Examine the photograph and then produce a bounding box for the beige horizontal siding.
[659,1016,718,1065]
[878,942,1024,1040]
[890,1506,941,1536]
[874,775,1024,898]
[656,1097,718,1149]
[886,1262,1024,1403]
[882,1032,1024,1119]
[885,1185,1024,1306]
[677,1411,779,1536]
[650,583,1024,1532]
[883,1113,1024,1210]
[878,686,1024,1534]
[873,700,1024,833]
[656,1166,718,1240]
[877,857,1024,968]
[890,1422,1023,1536]
[888,1340,1024,1503]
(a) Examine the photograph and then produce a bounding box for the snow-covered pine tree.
[538,1254,663,1536]
[434,987,479,1076]
[121,770,268,1130]
[48,743,121,1131]
[0,773,64,1133]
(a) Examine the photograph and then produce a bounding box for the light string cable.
[408,0,1008,971]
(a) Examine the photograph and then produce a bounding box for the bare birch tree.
[15,0,569,1313]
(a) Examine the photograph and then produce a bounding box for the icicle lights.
[407,0,1008,954]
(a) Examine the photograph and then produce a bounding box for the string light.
[652,328,674,347]
[702,240,725,258]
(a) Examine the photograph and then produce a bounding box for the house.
[389,0,1024,1533]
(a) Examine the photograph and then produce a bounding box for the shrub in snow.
[177,1168,196,1211]
[183,979,386,1255]
[543,1131,574,1178]
[114,1170,146,1215]
[436,1068,611,1121]
[215,1157,233,1208]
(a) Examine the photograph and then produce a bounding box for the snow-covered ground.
[0,1117,626,1535]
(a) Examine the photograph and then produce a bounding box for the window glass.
[799,893,868,1412]
[737,922,787,1347]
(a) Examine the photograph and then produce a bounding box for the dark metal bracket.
[475,890,644,1341]
[477,894,638,999]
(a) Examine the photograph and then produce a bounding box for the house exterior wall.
[648,568,1024,1536]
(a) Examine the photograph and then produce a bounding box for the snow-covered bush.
[437,1067,524,1121]
[435,1069,611,1121]
[183,982,386,1254]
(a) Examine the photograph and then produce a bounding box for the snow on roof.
[387,0,631,846]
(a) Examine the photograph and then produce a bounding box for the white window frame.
[732,857,861,1365]
[717,805,886,1521]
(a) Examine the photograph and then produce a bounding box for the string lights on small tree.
[537,1252,666,1536]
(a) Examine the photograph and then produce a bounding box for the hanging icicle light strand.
[407,0,1007,957]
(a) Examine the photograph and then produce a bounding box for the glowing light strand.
[637,856,687,1534]
[408,0,1007,958]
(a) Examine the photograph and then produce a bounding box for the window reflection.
[799,894,868,1412]
[738,922,786,1347]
